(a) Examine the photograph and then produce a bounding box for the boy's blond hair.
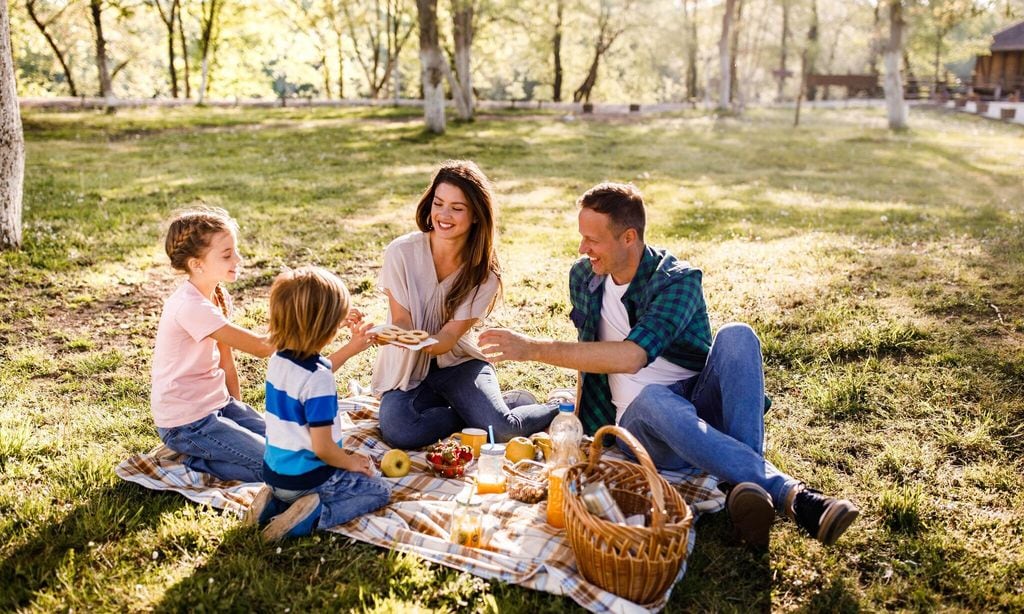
[268,267,350,360]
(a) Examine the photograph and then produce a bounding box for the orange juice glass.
[546,468,566,528]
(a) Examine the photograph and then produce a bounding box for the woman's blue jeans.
[379,359,559,449]
[618,323,800,510]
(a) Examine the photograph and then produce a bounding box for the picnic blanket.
[117,396,725,613]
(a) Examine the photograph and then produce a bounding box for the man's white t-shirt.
[599,276,698,424]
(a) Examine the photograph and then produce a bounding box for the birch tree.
[447,0,475,120]
[344,0,415,98]
[417,0,445,133]
[883,0,908,129]
[1,2,25,251]
[151,0,181,97]
[197,0,223,103]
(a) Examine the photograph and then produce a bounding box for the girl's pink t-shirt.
[150,281,233,428]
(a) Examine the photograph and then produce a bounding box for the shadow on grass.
[0,482,187,611]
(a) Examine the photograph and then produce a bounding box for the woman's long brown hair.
[414,160,502,323]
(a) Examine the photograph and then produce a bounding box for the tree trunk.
[25,1,79,97]
[869,0,881,76]
[197,0,221,104]
[154,0,180,98]
[336,30,344,98]
[777,0,789,102]
[177,0,191,98]
[199,56,209,103]
[1,2,25,251]
[729,0,743,104]
[89,0,113,98]
[883,0,907,130]
[417,0,445,133]
[717,0,735,110]
[573,44,601,103]
[684,0,698,100]
[450,0,474,120]
[804,0,818,101]
[553,0,564,102]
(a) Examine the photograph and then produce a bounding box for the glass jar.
[450,494,484,548]
[476,443,507,494]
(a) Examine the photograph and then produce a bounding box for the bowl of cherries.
[425,439,474,479]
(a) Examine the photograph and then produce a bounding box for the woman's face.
[430,182,475,241]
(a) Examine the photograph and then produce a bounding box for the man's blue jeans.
[157,398,265,483]
[271,469,392,530]
[379,359,559,449]
[618,323,799,510]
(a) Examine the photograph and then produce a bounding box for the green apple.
[381,449,411,478]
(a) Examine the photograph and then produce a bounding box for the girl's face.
[192,230,242,283]
[430,182,474,241]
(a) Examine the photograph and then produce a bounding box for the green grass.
[2,104,1023,611]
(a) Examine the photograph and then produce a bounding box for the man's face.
[578,208,631,280]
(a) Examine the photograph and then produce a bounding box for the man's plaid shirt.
[569,245,712,435]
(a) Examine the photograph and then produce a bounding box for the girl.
[151,207,274,482]
[372,160,558,448]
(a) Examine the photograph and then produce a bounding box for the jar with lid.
[476,442,506,494]
[450,493,484,548]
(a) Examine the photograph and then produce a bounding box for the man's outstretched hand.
[478,328,535,363]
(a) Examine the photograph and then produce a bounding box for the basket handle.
[587,424,667,532]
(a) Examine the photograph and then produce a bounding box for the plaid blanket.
[117,396,725,613]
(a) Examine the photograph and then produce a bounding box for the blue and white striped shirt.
[263,350,340,489]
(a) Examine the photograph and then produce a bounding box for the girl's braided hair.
[164,207,239,317]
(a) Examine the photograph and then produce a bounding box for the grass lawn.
[1,104,1023,612]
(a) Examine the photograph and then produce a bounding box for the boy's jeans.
[618,323,800,510]
[271,469,392,530]
[157,398,265,483]
[379,359,559,449]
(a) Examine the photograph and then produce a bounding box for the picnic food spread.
[426,438,473,478]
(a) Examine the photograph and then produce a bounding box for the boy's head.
[268,267,350,360]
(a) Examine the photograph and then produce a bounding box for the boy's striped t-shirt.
[263,350,340,490]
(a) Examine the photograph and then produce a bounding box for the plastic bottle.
[546,402,583,528]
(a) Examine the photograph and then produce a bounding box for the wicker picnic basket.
[563,425,693,605]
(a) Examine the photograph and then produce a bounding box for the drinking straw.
[488,425,495,445]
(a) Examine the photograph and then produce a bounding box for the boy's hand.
[345,308,365,328]
[342,450,376,477]
[347,320,377,351]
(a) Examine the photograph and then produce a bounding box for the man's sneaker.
[242,485,285,527]
[787,486,859,546]
[502,389,538,408]
[261,493,322,542]
[726,482,775,549]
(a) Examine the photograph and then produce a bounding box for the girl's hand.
[342,450,376,477]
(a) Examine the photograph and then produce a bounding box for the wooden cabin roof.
[992,21,1024,52]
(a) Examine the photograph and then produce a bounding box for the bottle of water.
[550,402,583,466]
[547,402,582,528]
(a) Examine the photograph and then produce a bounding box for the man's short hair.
[577,182,646,241]
[269,267,350,360]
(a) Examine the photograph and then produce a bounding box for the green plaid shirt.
[569,245,712,435]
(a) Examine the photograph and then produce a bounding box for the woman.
[372,160,558,449]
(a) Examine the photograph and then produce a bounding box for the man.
[479,183,858,548]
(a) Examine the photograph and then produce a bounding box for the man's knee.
[714,322,761,353]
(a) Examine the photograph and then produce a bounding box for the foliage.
[9,1,1024,102]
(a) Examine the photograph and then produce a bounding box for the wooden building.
[972,20,1024,99]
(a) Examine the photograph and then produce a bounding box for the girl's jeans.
[379,359,559,449]
[157,398,265,483]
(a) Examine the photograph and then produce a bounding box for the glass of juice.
[546,467,566,528]
[476,443,507,494]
